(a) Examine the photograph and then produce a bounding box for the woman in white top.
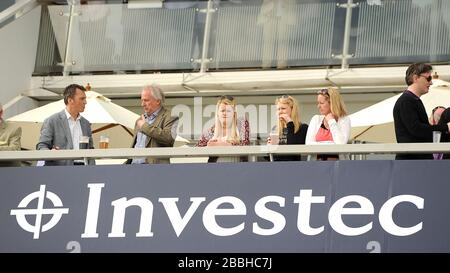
[305,87,351,160]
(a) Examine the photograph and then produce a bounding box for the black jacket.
[273,122,308,161]
[393,91,448,160]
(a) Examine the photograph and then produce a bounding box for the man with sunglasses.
[393,63,450,160]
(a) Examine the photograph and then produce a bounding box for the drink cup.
[433,131,441,143]
[99,135,109,149]
[269,133,279,145]
[79,136,89,149]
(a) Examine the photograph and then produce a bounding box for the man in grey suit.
[128,84,179,164]
[37,84,95,166]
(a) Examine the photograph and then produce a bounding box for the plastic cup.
[99,135,109,149]
[79,136,89,149]
[269,133,279,145]
[433,131,441,143]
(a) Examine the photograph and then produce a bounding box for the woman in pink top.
[305,87,351,160]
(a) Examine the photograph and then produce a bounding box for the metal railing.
[1,143,450,163]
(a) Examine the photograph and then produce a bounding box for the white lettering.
[108,197,154,238]
[329,195,374,236]
[294,190,325,235]
[379,195,424,236]
[80,184,424,238]
[159,197,206,237]
[81,183,104,238]
[203,196,246,236]
[253,196,286,236]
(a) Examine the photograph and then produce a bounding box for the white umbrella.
[350,79,450,143]
[8,91,189,149]
[9,91,137,128]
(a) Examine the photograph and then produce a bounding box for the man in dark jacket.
[393,63,450,160]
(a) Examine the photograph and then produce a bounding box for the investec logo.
[11,183,424,239]
[10,185,69,239]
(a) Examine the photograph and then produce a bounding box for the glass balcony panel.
[351,0,450,65]
[210,0,339,70]
[40,2,196,74]
[32,0,450,75]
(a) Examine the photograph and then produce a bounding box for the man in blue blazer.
[37,84,95,166]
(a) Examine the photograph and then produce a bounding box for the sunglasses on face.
[419,75,432,82]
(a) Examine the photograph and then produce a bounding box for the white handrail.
[0,0,37,25]
[1,143,450,161]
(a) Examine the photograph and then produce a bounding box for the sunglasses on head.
[220,95,234,101]
[419,75,432,82]
[432,106,445,114]
[317,89,329,95]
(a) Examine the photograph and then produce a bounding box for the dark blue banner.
[0,160,448,253]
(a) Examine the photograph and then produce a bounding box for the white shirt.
[64,109,82,150]
[305,114,351,145]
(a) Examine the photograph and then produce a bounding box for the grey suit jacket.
[36,110,95,166]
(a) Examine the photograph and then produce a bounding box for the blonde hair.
[213,96,240,144]
[275,95,301,136]
[318,87,347,118]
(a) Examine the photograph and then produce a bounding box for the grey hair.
[143,84,165,104]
